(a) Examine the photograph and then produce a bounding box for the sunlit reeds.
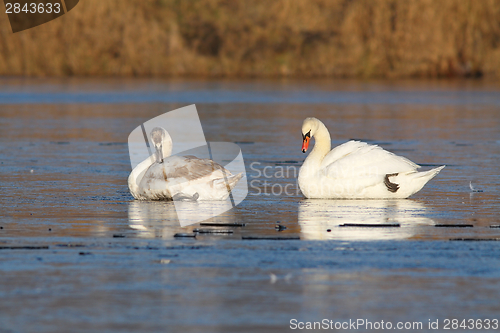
[0,0,499,77]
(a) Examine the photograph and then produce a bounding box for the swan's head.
[301,117,320,153]
[150,127,172,163]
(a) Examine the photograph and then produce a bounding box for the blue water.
[1,78,499,105]
[1,78,499,332]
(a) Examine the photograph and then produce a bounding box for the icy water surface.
[1,78,499,332]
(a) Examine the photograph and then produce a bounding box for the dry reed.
[0,0,499,78]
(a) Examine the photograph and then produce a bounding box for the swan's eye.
[302,130,311,140]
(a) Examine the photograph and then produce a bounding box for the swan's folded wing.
[320,141,371,169]
[322,141,420,179]
[144,155,231,185]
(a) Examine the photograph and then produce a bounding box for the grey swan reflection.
[298,199,435,240]
[128,200,235,238]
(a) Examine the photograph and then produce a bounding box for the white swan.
[128,127,242,201]
[298,117,445,199]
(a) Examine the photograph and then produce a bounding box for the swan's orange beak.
[302,136,310,153]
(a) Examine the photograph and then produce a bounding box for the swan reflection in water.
[298,199,434,240]
[128,200,235,238]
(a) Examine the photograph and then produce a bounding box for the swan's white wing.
[322,141,419,179]
[320,141,371,169]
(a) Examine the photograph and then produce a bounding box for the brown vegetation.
[1,0,500,78]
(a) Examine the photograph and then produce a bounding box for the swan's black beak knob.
[302,132,310,153]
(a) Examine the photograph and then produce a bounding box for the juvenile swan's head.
[150,127,173,163]
[301,117,320,153]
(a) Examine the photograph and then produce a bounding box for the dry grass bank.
[1,0,500,78]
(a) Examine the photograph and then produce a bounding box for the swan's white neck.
[305,120,331,166]
[128,127,173,200]
[298,119,332,197]
[128,155,156,199]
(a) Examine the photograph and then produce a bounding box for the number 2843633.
[5,3,61,14]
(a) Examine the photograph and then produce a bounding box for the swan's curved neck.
[128,154,155,198]
[307,120,331,164]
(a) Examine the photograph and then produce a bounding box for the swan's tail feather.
[398,165,444,198]
[416,165,445,180]
[228,172,243,189]
[226,172,243,192]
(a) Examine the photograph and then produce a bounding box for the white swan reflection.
[128,200,235,238]
[298,199,434,240]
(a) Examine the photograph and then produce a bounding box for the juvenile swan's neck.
[306,120,331,165]
[128,155,155,199]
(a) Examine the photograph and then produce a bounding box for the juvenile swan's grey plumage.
[128,127,242,201]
